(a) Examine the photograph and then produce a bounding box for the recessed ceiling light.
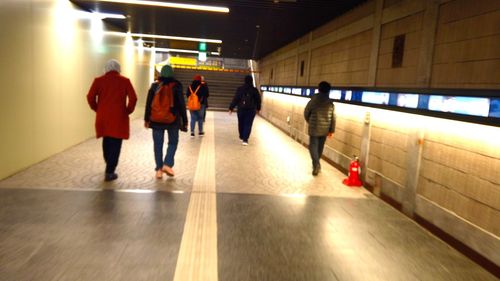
[93,0,229,13]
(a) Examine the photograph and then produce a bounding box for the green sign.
[199,42,207,52]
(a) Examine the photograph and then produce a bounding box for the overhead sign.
[169,57,197,66]
[199,42,207,52]
[198,52,207,62]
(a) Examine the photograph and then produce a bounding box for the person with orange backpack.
[186,75,209,137]
[144,65,188,179]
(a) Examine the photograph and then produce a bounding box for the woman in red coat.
[87,59,137,181]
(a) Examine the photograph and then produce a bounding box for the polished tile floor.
[0,112,496,281]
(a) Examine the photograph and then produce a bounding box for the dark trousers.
[102,137,123,174]
[237,109,256,142]
[309,136,327,169]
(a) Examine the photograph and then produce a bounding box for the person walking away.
[186,75,209,137]
[304,81,336,176]
[87,59,137,181]
[229,75,261,146]
[201,75,209,122]
[144,65,188,179]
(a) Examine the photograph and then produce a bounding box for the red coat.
[87,71,137,139]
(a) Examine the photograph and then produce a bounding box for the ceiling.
[71,0,368,60]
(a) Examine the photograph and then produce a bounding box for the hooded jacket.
[304,92,336,136]
[229,83,261,111]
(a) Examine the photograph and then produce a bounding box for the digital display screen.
[345,91,352,101]
[397,94,419,108]
[428,96,490,117]
[362,92,390,105]
[329,90,342,100]
[261,85,499,125]
[291,88,302,96]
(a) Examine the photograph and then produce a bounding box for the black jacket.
[229,83,262,111]
[186,80,209,106]
[144,77,187,130]
[304,92,336,136]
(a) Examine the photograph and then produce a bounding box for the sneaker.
[242,142,248,146]
[199,132,205,136]
[190,133,195,138]
[162,165,175,177]
[155,170,163,179]
[104,173,118,182]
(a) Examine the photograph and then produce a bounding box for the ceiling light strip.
[94,0,229,13]
[92,12,126,19]
[130,33,222,43]
[147,47,199,54]
[104,31,222,44]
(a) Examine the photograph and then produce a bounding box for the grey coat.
[304,93,336,136]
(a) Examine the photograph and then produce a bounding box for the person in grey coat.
[304,81,336,176]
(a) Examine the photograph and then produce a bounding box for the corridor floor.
[0,112,496,280]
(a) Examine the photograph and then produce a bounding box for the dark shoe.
[105,173,118,181]
[190,133,195,138]
[199,132,205,136]
[312,166,319,176]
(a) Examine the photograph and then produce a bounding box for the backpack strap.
[189,85,201,96]
[154,82,163,95]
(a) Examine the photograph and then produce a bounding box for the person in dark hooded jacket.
[304,81,336,176]
[229,75,261,145]
[144,65,188,179]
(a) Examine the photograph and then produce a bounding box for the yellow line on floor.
[173,111,218,281]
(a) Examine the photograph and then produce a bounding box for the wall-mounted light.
[93,0,229,13]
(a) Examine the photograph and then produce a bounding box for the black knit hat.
[318,81,331,93]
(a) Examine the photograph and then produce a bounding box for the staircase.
[173,68,249,111]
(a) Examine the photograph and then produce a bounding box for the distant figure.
[186,74,209,137]
[229,75,261,146]
[87,59,137,181]
[201,75,209,122]
[304,81,336,176]
[144,65,188,179]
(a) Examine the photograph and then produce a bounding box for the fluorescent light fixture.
[210,52,220,56]
[147,47,199,54]
[92,11,126,19]
[94,0,229,13]
[130,32,221,44]
[105,31,222,44]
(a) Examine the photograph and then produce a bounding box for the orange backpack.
[187,85,201,111]
[150,82,177,124]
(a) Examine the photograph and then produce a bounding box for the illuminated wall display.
[260,85,500,127]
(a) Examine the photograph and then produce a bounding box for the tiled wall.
[257,0,500,266]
